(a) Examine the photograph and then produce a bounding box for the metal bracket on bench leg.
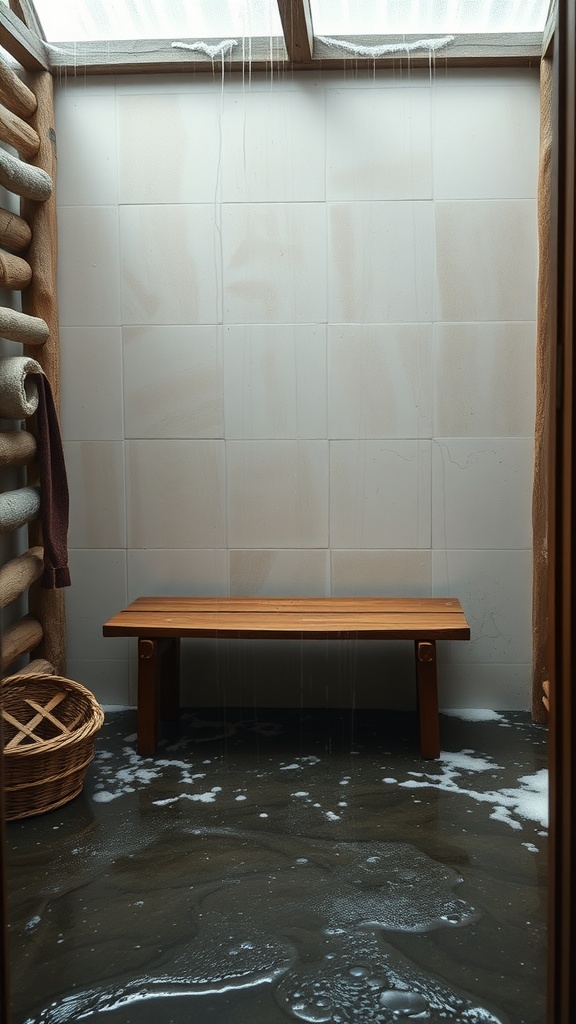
[415,639,440,760]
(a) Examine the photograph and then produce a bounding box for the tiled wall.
[54,67,539,710]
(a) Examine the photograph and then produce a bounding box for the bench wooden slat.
[104,611,469,640]
[126,596,464,614]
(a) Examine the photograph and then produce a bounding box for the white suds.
[153,791,217,807]
[398,757,548,833]
[442,709,506,723]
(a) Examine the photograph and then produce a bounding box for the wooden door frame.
[547,0,576,1020]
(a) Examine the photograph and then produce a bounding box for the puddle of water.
[7,709,546,1024]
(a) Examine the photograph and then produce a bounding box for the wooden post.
[0,207,32,250]
[20,71,66,675]
[0,249,32,289]
[0,53,36,118]
[0,102,40,158]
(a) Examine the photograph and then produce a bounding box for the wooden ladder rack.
[0,56,64,679]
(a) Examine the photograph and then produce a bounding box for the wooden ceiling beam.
[276,0,313,62]
[0,6,48,70]
[42,33,542,77]
[9,0,46,43]
[542,0,557,56]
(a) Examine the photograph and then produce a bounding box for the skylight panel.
[31,0,284,43]
[310,0,550,36]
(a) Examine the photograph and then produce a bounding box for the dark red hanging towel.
[31,373,71,589]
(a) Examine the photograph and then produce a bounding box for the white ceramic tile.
[127,549,228,600]
[55,83,118,206]
[434,200,538,322]
[115,74,319,96]
[222,203,327,324]
[331,550,431,596]
[223,325,327,439]
[432,438,534,550]
[58,207,121,327]
[221,87,325,202]
[119,205,220,325]
[229,549,329,596]
[67,660,131,707]
[64,442,126,548]
[115,74,224,94]
[432,69,539,90]
[126,440,225,548]
[329,440,432,548]
[118,92,224,204]
[328,324,432,439]
[226,440,329,547]
[432,548,532,664]
[433,81,539,199]
[438,663,531,711]
[328,202,434,322]
[60,328,123,441]
[323,69,431,90]
[433,322,536,437]
[326,87,431,200]
[66,548,128,660]
[123,325,224,438]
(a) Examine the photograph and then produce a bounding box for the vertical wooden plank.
[547,0,576,1020]
[20,71,66,675]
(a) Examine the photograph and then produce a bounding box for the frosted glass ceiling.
[31,0,284,43]
[29,0,549,44]
[311,0,550,36]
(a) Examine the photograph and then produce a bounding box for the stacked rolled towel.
[0,356,70,589]
[0,355,43,418]
[0,486,40,532]
[0,147,53,202]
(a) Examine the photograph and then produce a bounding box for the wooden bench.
[103,597,470,760]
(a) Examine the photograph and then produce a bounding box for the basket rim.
[2,672,104,756]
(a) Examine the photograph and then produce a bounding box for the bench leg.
[415,640,440,759]
[137,638,163,756]
[137,638,181,755]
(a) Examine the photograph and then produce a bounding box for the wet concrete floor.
[6,707,547,1024]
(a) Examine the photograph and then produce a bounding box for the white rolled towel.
[0,486,41,532]
[0,355,44,419]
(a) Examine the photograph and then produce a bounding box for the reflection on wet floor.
[6,708,547,1024]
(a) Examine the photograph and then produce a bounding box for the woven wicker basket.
[2,672,104,821]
